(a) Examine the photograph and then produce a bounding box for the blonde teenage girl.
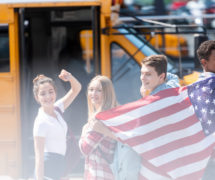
[79,75,118,180]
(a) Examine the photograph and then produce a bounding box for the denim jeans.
[44,152,65,180]
[202,147,215,180]
[111,142,141,180]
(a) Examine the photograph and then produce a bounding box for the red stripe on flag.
[124,114,198,147]
[139,174,147,180]
[96,87,187,121]
[142,130,205,160]
[177,169,205,180]
[108,96,191,133]
[159,144,214,172]
[141,158,172,179]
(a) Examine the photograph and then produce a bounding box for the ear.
[159,73,166,82]
[200,59,207,68]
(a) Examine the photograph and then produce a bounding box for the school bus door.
[0,5,21,178]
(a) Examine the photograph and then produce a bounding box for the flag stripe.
[160,143,215,172]
[124,113,198,147]
[141,131,204,160]
[111,96,191,134]
[140,160,171,180]
[149,134,215,166]
[168,157,210,178]
[114,105,195,142]
[133,122,202,154]
[176,169,204,180]
[97,87,188,125]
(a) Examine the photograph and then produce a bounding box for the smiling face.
[140,64,165,92]
[88,80,103,110]
[35,82,56,109]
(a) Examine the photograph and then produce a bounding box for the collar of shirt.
[150,83,170,95]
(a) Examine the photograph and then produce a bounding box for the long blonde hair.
[87,75,118,121]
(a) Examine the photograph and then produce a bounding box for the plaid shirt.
[79,128,116,180]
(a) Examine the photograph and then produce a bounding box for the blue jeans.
[111,142,141,180]
[44,152,65,180]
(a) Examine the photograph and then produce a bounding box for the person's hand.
[89,119,110,135]
[59,69,73,82]
[140,85,146,97]
[89,119,104,133]
[89,119,117,140]
[140,85,150,97]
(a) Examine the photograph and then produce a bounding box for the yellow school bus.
[0,0,200,179]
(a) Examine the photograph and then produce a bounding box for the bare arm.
[34,136,45,180]
[58,69,82,110]
[81,123,90,137]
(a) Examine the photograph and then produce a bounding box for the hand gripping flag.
[96,76,215,180]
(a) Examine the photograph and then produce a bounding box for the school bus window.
[0,25,10,72]
[111,43,141,104]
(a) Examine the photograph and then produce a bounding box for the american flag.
[188,77,215,136]
[96,76,215,180]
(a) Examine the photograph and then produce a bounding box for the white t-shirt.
[33,100,68,155]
